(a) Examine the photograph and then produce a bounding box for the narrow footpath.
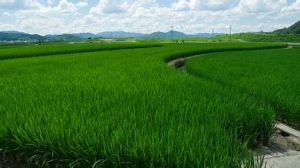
[167,46,300,168]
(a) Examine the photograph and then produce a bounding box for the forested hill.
[274,21,300,34]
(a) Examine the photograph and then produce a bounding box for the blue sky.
[0,0,300,35]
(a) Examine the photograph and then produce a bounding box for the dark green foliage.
[274,21,300,34]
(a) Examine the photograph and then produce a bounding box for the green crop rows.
[186,47,300,129]
[0,43,161,60]
[0,42,288,167]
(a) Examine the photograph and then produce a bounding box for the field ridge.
[0,43,162,60]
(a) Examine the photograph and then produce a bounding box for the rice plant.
[186,47,300,129]
[0,42,286,167]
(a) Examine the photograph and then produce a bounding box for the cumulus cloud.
[76,0,88,8]
[172,0,191,11]
[90,0,127,14]
[282,0,300,13]
[58,0,77,13]
[172,0,240,11]
[3,11,12,16]
[2,0,86,34]
[0,0,14,4]
[0,0,300,35]
[47,0,53,5]
[0,0,43,9]
[238,0,288,13]
[195,0,240,11]
[0,0,14,6]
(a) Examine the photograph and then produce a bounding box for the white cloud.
[172,0,191,11]
[0,0,14,6]
[76,0,87,8]
[0,0,43,9]
[3,11,12,16]
[172,0,240,11]
[90,0,126,14]
[58,0,77,13]
[238,0,288,13]
[171,0,289,12]
[2,0,84,34]
[282,0,300,13]
[47,0,53,5]
[0,22,15,30]
[0,0,14,4]
[0,0,299,35]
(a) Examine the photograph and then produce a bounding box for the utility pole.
[211,28,214,37]
[260,25,264,34]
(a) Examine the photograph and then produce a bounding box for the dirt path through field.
[167,46,300,168]
[168,45,294,69]
[287,42,300,46]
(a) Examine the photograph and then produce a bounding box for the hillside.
[72,33,98,39]
[274,21,300,34]
[145,31,185,38]
[215,33,300,42]
[98,31,144,38]
[0,31,80,42]
[0,30,223,42]
[74,31,220,39]
[0,31,44,42]
[73,32,145,38]
[144,31,221,38]
[45,34,81,41]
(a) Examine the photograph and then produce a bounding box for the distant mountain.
[0,31,81,42]
[274,21,300,34]
[0,30,223,42]
[145,31,185,38]
[1,31,26,34]
[74,31,220,39]
[45,34,81,41]
[72,33,99,39]
[195,33,222,38]
[144,31,221,38]
[0,31,44,41]
[72,31,145,39]
[97,31,144,38]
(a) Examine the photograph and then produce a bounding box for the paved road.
[288,43,300,46]
[264,151,300,168]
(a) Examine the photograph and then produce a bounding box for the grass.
[0,42,286,167]
[0,42,161,60]
[186,47,300,129]
[167,33,300,43]
[215,33,300,42]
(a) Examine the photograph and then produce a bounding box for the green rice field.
[186,47,300,129]
[0,42,294,167]
[0,43,161,60]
